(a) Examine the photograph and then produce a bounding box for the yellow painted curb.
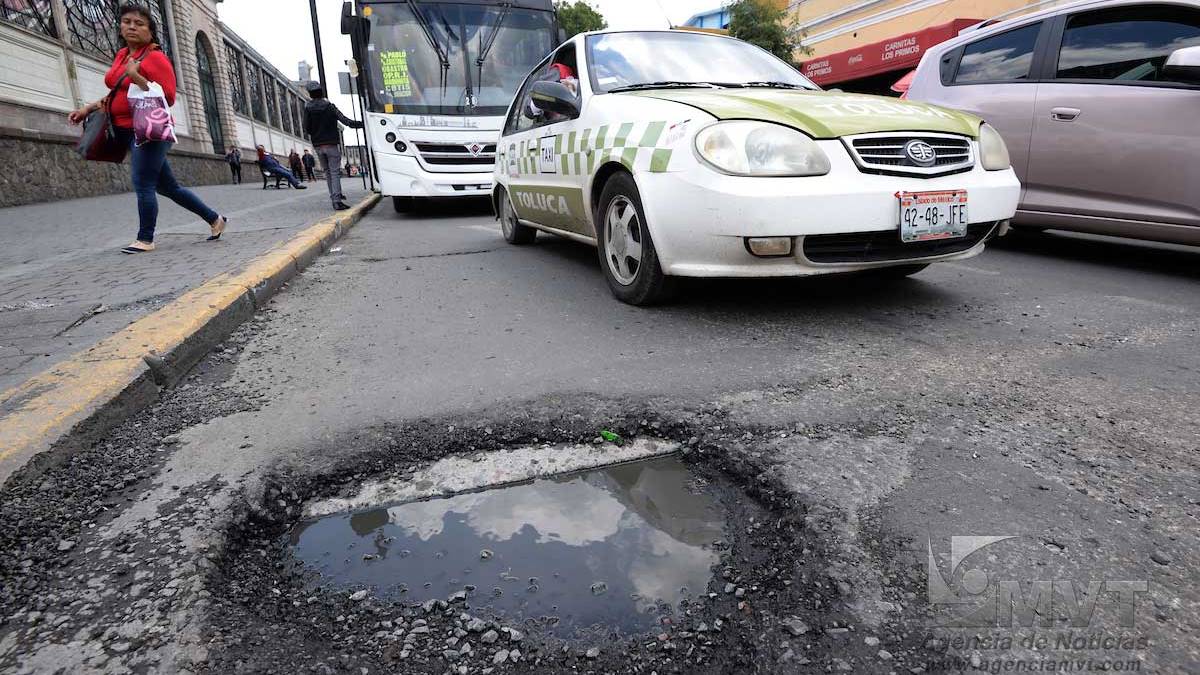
[0,193,380,484]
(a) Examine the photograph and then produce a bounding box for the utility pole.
[308,0,328,90]
[344,67,369,191]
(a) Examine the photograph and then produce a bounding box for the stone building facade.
[0,0,315,207]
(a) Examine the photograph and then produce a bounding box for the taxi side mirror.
[531,80,579,118]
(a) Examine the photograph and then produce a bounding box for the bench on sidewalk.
[259,162,291,190]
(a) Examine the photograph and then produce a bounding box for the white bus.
[341,0,561,212]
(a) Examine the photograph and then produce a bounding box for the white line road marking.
[464,224,501,234]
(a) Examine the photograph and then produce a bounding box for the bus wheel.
[393,196,415,213]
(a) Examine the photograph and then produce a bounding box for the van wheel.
[595,173,675,306]
[499,189,537,244]
[393,197,414,213]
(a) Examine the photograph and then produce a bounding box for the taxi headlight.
[695,121,829,177]
[979,123,1010,171]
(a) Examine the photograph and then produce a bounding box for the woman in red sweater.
[68,4,227,253]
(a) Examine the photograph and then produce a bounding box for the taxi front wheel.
[596,173,675,306]
[499,188,536,245]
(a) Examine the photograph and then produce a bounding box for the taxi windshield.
[586,31,818,93]
[364,2,556,116]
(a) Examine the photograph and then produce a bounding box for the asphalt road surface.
[2,199,1197,674]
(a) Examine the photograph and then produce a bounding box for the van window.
[1056,5,1200,83]
[955,23,1041,83]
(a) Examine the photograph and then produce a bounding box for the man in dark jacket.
[303,81,363,210]
[288,149,304,182]
[302,149,317,181]
[225,146,241,184]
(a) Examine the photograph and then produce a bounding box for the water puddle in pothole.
[289,455,726,637]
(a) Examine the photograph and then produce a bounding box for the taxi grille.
[802,222,995,263]
[415,143,497,168]
[844,133,973,177]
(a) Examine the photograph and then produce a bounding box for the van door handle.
[1051,107,1080,121]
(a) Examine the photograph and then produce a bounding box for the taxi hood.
[623,89,980,139]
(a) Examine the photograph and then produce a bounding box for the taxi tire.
[596,173,675,306]
[499,188,537,245]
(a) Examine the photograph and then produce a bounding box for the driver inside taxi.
[527,62,578,122]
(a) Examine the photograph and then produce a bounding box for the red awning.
[800,18,980,86]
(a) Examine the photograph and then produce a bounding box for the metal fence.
[224,42,247,115]
[0,0,56,36]
[291,97,303,138]
[278,86,291,134]
[246,64,265,122]
[264,72,279,127]
[63,0,172,61]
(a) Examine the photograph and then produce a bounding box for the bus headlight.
[385,132,396,144]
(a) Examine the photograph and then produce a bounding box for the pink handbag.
[128,82,177,145]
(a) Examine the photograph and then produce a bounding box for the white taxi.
[493,30,1020,305]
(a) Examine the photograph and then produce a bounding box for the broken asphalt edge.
[0,193,381,486]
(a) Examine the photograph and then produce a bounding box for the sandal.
[207,215,228,241]
[121,240,155,254]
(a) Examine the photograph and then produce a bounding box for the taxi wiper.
[742,81,811,90]
[608,81,726,93]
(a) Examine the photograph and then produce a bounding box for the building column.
[48,0,82,108]
[170,0,212,152]
[160,0,181,62]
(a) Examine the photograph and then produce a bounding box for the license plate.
[898,190,969,243]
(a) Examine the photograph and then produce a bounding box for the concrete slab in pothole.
[303,437,680,517]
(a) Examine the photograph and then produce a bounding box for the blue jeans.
[261,158,303,188]
[122,129,218,243]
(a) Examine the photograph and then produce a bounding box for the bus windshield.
[363,2,557,116]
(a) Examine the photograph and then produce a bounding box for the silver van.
[907,0,1200,245]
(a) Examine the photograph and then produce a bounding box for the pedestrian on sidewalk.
[67,4,227,253]
[225,146,242,184]
[303,81,363,211]
[302,149,316,182]
[288,149,304,182]
[255,146,306,189]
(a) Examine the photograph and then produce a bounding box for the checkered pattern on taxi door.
[506,120,688,179]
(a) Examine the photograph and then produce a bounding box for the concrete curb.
[0,193,381,485]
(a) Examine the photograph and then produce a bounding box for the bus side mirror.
[340,2,367,36]
[531,80,579,118]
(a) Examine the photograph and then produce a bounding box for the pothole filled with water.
[288,455,728,637]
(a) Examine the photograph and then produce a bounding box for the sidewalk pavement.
[0,180,370,394]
